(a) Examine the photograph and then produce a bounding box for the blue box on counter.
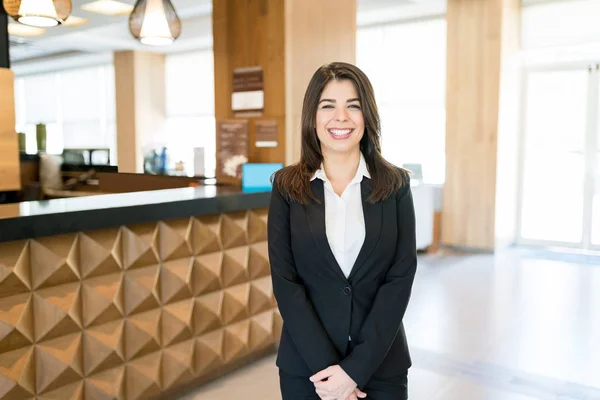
[242,163,284,192]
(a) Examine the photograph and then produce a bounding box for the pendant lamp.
[3,0,72,27]
[129,0,181,46]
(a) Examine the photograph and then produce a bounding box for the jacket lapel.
[306,180,349,283]
[348,178,382,280]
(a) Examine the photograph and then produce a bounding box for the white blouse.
[311,153,369,278]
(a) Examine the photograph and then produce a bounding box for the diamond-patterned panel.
[194,292,222,336]
[223,320,250,363]
[161,299,194,347]
[195,330,223,376]
[33,283,82,343]
[0,241,30,299]
[124,309,161,361]
[157,219,192,262]
[247,209,268,244]
[221,247,249,288]
[0,206,276,400]
[35,332,83,395]
[159,258,194,305]
[81,272,123,328]
[220,212,248,249]
[221,283,250,325]
[0,345,35,399]
[122,265,160,316]
[120,224,159,270]
[84,365,125,400]
[83,319,124,377]
[248,242,270,279]
[162,339,194,390]
[125,351,162,400]
[30,235,79,290]
[193,253,222,295]
[0,293,34,353]
[78,229,122,279]
[187,215,221,255]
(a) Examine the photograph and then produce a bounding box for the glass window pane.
[520,69,589,243]
[23,73,59,124]
[165,50,215,117]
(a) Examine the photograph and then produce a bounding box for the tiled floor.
[179,248,600,400]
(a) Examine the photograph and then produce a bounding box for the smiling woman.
[268,62,416,400]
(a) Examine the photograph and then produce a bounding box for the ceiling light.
[3,0,72,27]
[129,0,181,46]
[7,23,46,37]
[63,15,88,27]
[80,0,133,16]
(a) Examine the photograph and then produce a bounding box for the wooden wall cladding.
[0,208,281,400]
[0,68,21,191]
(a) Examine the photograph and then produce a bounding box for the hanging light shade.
[129,0,181,46]
[3,0,72,27]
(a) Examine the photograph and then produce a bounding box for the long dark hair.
[274,62,407,204]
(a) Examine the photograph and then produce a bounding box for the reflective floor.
[179,248,600,399]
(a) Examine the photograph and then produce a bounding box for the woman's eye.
[349,105,361,109]
[321,105,334,109]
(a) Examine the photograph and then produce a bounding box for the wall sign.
[216,120,249,179]
[255,119,278,148]
[232,66,264,112]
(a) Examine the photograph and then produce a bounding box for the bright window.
[356,18,447,184]
[164,50,216,177]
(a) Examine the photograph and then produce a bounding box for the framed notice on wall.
[232,67,264,113]
[255,119,278,148]
[216,120,249,179]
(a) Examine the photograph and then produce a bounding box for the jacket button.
[343,286,352,295]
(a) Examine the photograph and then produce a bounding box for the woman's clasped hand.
[310,365,367,400]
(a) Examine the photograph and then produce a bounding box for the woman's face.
[315,79,365,157]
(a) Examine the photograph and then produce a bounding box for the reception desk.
[0,186,281,399]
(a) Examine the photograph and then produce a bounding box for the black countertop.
[0,186,272,242]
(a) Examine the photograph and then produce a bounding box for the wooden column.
[114,51,166,173]
[0,9,20,192]
[442,0,521,251]
[212,0,356,181]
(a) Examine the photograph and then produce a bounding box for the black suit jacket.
[267,173,417,389]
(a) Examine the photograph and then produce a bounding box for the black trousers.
[279,369,408,400]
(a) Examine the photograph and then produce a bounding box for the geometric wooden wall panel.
[159,258,193,305]
[195,330,223,376]
[220,212,248,249]
[248,242,270,280]
[0,345,35,399]
[125,351,162,400]
[84,365,125,400]
[83,319,124,377]
[81,273,123,328]
[33,283,82,343]
[119,225,159,271]
[0,293,34,353]
[247,209,268,244]
[122,265,159,316]
[193,253,222,296]
[223,320,250,363]
[37,380,83,400]
[162,339,194,390]
[221,284,249,325]
[35,332,83,395]
[221,247,249,288]
[77,229,121,280]
[0,207,278,399]
[161,299,194,347]
[188,216,221,256]
[157,219,192,262]
[124,309,161,361]
[29,236,79,290]
[0,241,31,299]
